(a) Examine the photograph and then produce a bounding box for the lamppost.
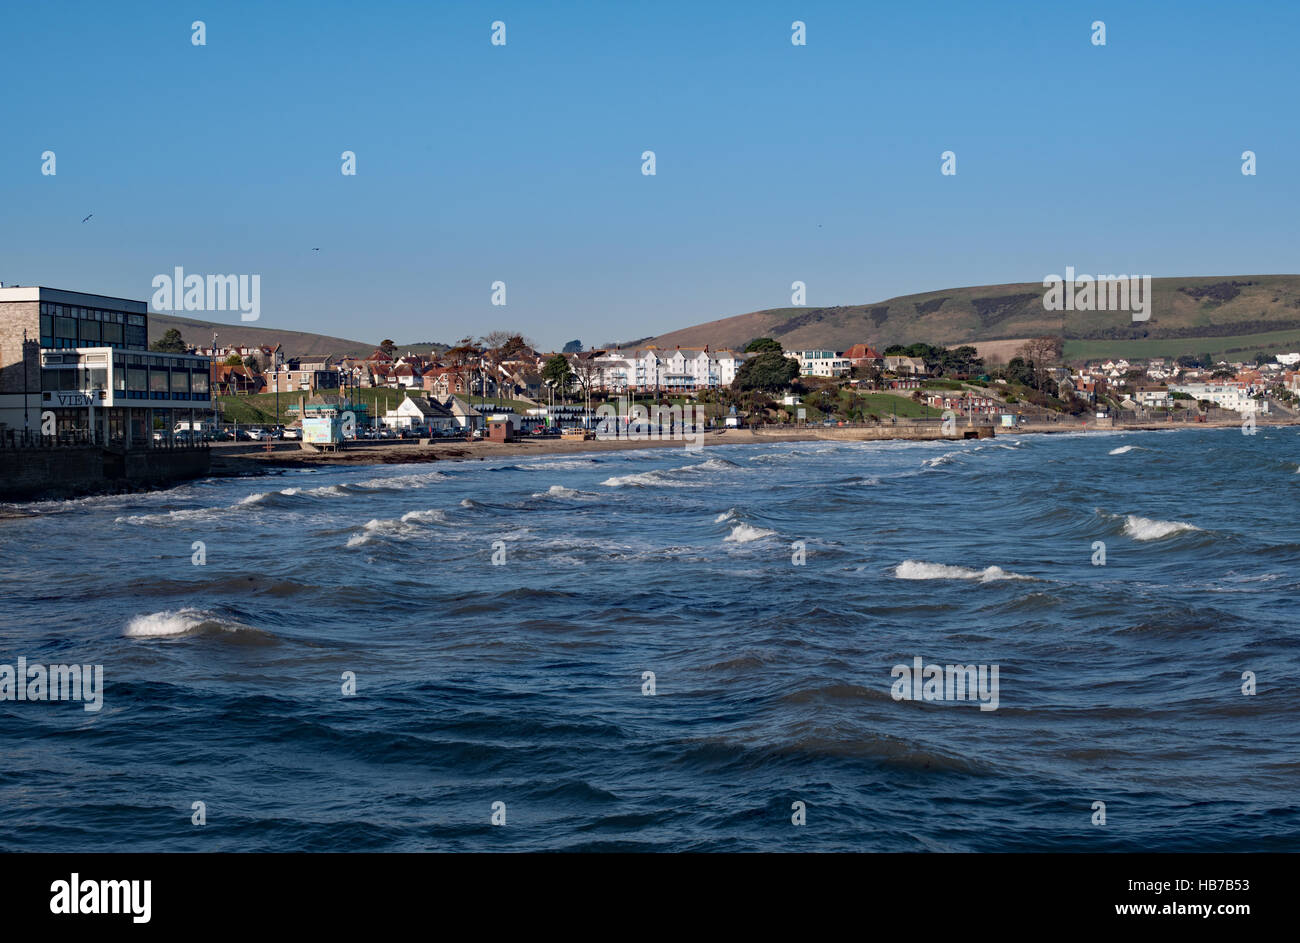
[211,331,219,439]
[22,328,31,437]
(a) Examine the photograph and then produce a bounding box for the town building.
[0,285,213,443]
[789,349,852,378]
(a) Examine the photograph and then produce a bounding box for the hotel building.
[0,286,214,444]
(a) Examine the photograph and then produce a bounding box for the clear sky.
[2,0,1295,350]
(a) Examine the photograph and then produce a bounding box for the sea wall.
[0,445,211,501]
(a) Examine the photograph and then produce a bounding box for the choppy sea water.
[1,427,1297,852]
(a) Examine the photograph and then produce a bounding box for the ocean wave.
[1109,445,1137,455]
[1122,514,1202,541]
[922,451,962,468]
[724,523,777,543]
[352,470,450,490]
[531,484,602,500]
[714,508,737,523]
[125,608,270,640]
[893,560,1032,582]
[602,456,740,488]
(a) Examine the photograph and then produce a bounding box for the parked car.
[282,427,301,440]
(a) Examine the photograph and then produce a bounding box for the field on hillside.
[1064,327,1300,364]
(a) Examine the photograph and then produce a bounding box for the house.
[440,395,484,431]
[1133,385,1173,409]
[211,364,265,396]
[883,355,927,376]
[383,394,456,434]
[844,344,883,367]
[790,349,852,378]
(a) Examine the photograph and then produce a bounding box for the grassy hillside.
[640,274,1300,363]
[149,313,375,359]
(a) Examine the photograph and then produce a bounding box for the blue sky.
[2,1,1295,349]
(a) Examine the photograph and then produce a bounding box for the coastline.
[208,417,1299,477]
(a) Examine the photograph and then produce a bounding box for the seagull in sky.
[82,214,93,223]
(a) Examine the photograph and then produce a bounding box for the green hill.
[148,312,375,359]
[640,274,1300,363]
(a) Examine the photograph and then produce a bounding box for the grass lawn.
[855,391,944,419]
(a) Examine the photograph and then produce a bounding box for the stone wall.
[0,445,211,501]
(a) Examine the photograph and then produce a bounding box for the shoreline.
[3,420,1293,509]
[208,418,1300,477]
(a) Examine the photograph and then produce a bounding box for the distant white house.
[383,395,456,433]
[791,349,852,378]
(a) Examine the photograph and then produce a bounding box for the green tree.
[150,328,188,353]
[745,337,784,353]
[223,353,244,366]
[732,351,800,392]
[541,353,573,391]
[562,339,583,353]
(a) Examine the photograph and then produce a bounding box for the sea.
[1,426,1297,851]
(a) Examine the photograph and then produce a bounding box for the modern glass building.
[0,286,213,445]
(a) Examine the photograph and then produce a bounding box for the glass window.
[40,369,59,390]
[150,369,168,393]
[40,314,52,335]
[55,316,77,340]
[102,322,123,344]
[171,371,189,394]
[85,368,107,390]
[59,370,79,391]
[125,326,146,348]
[191,372,209,395]
[127,314,145,326]
[79,320,101,342]
[128,368,147,392]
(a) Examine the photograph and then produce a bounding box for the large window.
[191,371,209,395]
[125,326,147,348]
[128,368,148,394]
[102,322,123,345]
[171,370,190,394]
[150,369,168,396]
[79,320,101,343]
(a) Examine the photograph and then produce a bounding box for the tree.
[150,328,188,353]
[732,351,800,392]
[541,353,573,391]
[562,339,583,353]
[445,337,483,395]
[570,355,601,400]
[223,353,243,366]
[244,355,262,375]
[745,337,784,354]
[1017,336,1062,391]
[379,339,396,356]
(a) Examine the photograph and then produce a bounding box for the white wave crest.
[1109,445,1135,455]
[894,560,1031,582]
[724,523,777,543]
[125,608,257,638]
[1122,514,1201,541]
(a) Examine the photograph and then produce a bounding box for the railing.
[0,428,210,450]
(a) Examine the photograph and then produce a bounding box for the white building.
[1168,383,1266,412]
[382,395,456,433]
[590,346,749,392]
[790,349,852,378]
